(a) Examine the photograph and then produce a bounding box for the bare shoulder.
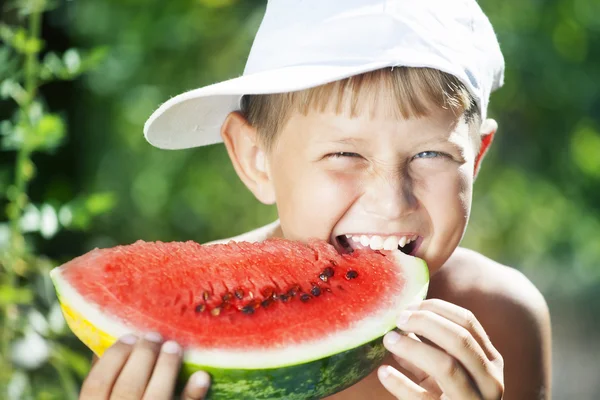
[431,247,552,399]
[432,247,549,312]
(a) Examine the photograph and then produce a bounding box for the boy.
[81,0,551,399]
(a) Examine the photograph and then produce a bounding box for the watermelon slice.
[50,238,428,399]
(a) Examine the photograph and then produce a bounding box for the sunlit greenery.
[1,0,599,398]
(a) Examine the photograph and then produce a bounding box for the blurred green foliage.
[0,0,111,398]
[0,0,599,397]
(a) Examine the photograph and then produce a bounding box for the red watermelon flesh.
[59,238,406,350]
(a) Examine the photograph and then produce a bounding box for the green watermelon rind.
[179,337,388,400]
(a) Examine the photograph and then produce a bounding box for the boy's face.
[223,92,493,275]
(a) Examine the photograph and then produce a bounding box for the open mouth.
[336,234,421,256]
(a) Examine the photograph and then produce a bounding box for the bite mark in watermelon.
[50,238,428,399]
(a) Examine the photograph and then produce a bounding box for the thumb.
[181,371,211,400]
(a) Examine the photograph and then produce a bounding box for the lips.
[336,233,421,256]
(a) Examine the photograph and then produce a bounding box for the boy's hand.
[81,333,211,400]
[378,299,504,399]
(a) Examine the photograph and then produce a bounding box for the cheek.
[414,165,473,233]
[271,161,360,241]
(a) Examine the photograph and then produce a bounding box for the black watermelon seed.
[310,286,322,297]
[222,292,233,302]
[194,304,206,313]
[241,305,255,315]
[300,293,311,303]
[280,294,290,303]
[234,288,244,299]
[202,291,210,301]
[345,270,358,280]
[323,267,335,277]
[261,299,273,308]
[211,307,221,316]
[288,285,301,297]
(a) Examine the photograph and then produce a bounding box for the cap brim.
[143,61,397,149]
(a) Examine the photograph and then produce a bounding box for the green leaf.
[63,49,81,75]
[0,46,19,81]
[79,46,109,72]
[29,113,65,152]
[1,126,24,150]
[0,23,16,45]
[14,0,54,16]
[39,204,59,239]
[40,52,66,81]
[0,79,28,104]
[40,47,108,82]
[19,204,40,233]
[11,27,43,55]
[0,120,13,136]
[85,192,117,215]
[0,285,34,305]
[571,121,600,178]
[60,192,116,230]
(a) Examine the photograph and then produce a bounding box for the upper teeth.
[347,234,417,251]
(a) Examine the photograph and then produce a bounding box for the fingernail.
[192,371,210,388]
[384,330,402,346]
[378,365,392,379]
[162,340,181,354]
[397,311,412,328]
[119,334,138,345]
[405,301,421,311]
[144,332,163,343]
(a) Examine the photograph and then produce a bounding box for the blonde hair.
[241,67,479,150]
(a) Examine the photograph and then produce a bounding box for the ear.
[474,118,497,177]
[220,111,276,205]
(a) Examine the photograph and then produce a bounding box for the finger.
[377,365,434,399]
[111,332,163,399]
[142,341,184,399]
[397,309,498,395]
[390,333,429,383]
[384,331,480,400]
[80,334,138,399]
[412,299,501,360]
[392,353,442,395]
[181,371,211,400]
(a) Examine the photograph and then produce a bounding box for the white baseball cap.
[144,0,504,150]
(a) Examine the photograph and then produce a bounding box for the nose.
[359,170,418,220]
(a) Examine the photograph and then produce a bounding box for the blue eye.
[414,151,443,159]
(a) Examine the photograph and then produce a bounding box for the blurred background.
[0,0,599,398]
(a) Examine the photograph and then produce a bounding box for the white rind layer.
[50,250,428,370]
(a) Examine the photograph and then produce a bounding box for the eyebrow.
[313,136,367,146]
[331,137,365,145]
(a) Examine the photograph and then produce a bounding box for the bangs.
[241,67,478,150]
